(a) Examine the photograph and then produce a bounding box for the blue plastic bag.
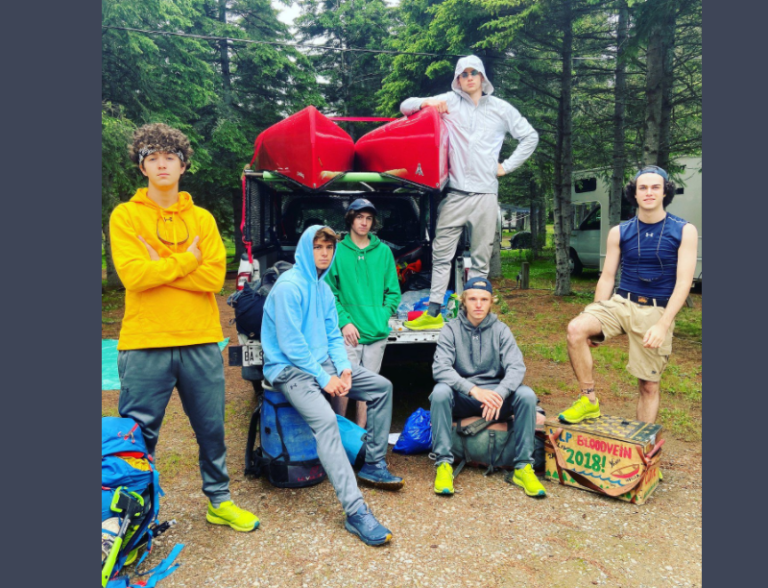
[393,408,432,454]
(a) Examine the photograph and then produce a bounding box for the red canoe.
[354,106,449,190]
[250,106,355,190]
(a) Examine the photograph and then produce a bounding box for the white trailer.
[569,156,702,284]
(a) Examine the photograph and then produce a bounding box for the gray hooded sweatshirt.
[400,55,538,194]
[432,310,526,400]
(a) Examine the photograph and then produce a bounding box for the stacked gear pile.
[102,417,183,587]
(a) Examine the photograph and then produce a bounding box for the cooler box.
[543,415,664,505]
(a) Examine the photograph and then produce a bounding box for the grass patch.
[658,407,701,442]
[674,306,702,342]
[158,449,198,483]
[102,289,126,312]
[520,342,569,364]
[500,249,601,293]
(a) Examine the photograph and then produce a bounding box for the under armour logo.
[645,232,654,238]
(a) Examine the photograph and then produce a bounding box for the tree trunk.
[643,0,675,167]
[658,5,677,170]
[553,0,574,296]
[489,227,502,279]
[103,221,123,291]
[610,0,629,228]
[232,187,245,265]
[218,1,232,110]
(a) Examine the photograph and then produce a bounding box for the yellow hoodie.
[110,188,226,350]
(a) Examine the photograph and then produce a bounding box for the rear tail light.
[236,254,254,291]
[236,272,251,291]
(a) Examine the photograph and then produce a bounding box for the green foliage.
[296,0,392,137]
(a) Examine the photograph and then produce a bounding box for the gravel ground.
[102,288,702,588]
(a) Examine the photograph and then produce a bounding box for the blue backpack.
[245,387,327,488]
[244,388,369,487]
[102,417,183,587]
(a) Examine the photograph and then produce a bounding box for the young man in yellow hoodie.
[109,123,259,532]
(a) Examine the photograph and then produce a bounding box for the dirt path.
[102,281,702,587]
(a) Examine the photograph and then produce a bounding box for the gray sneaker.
[345,505,392,546]
[357,460,405,490]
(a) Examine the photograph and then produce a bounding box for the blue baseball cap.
[348,198,377,214]
[464,277,493,293]
[634,165,668,182]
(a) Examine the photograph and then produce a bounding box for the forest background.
[101,0,701,295]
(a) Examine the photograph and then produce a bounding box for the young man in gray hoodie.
[429,277,546,497]
[401,55,538,330]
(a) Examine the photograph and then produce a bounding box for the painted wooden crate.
[543,415,664,505]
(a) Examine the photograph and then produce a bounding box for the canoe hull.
[251,106,355,189]
[354,106,448,190]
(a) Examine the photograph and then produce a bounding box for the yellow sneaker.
[206,500,260,532]
[510,464,547,497]
[558,395,601,424]
[434,462,454,495]
[404,312,444,331]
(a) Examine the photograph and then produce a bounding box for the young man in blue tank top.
[559,166,698,425]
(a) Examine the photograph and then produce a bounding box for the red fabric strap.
[328,116,398,122]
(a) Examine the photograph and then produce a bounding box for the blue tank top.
[618,213,688,298]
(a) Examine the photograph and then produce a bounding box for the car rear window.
[278,195,422,245]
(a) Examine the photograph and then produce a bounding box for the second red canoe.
[354,106,449,191]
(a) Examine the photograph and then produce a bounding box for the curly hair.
[624,178,677,208]
[128,123,193,167]
[344,208,379,231]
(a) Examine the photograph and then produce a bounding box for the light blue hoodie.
[261,226,352,388]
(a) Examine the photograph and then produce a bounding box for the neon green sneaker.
[434,462,454,495]
[124,546,140,566]
[510,464,547,497]
[206,500,260,532]
[404,311,444,331]
[558,395,601,424]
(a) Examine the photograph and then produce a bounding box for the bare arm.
[643,223,699,348]
[594,226,621,302]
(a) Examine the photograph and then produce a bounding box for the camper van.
[569,156,702,285]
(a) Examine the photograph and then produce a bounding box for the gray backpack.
[450,414,545,477]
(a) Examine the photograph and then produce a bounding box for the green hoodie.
[325,233,402,345]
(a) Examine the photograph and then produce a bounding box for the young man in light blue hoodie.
[261,225,404,546]
[401,55,538,330]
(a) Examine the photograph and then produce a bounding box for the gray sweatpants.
[271,358,393,515]
[118,343,231,505]
[429,382,538,469]
[430,191,498,305]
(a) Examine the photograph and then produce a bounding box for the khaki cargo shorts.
[582,294,674,382]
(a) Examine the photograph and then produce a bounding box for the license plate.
[243,345,263,367]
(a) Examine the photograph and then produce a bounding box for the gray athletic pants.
[271,358,393,515]
[118,343,231,505]
[429,191,498,305]
[429,382,538,469]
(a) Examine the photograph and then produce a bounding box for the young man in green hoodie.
[325,199,402,427]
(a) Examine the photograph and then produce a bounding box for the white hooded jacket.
[400,55,538,194]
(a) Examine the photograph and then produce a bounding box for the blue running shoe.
[345,505,392,546]
[357,461,405,490]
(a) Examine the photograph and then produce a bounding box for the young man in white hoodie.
[400,55,539,330]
